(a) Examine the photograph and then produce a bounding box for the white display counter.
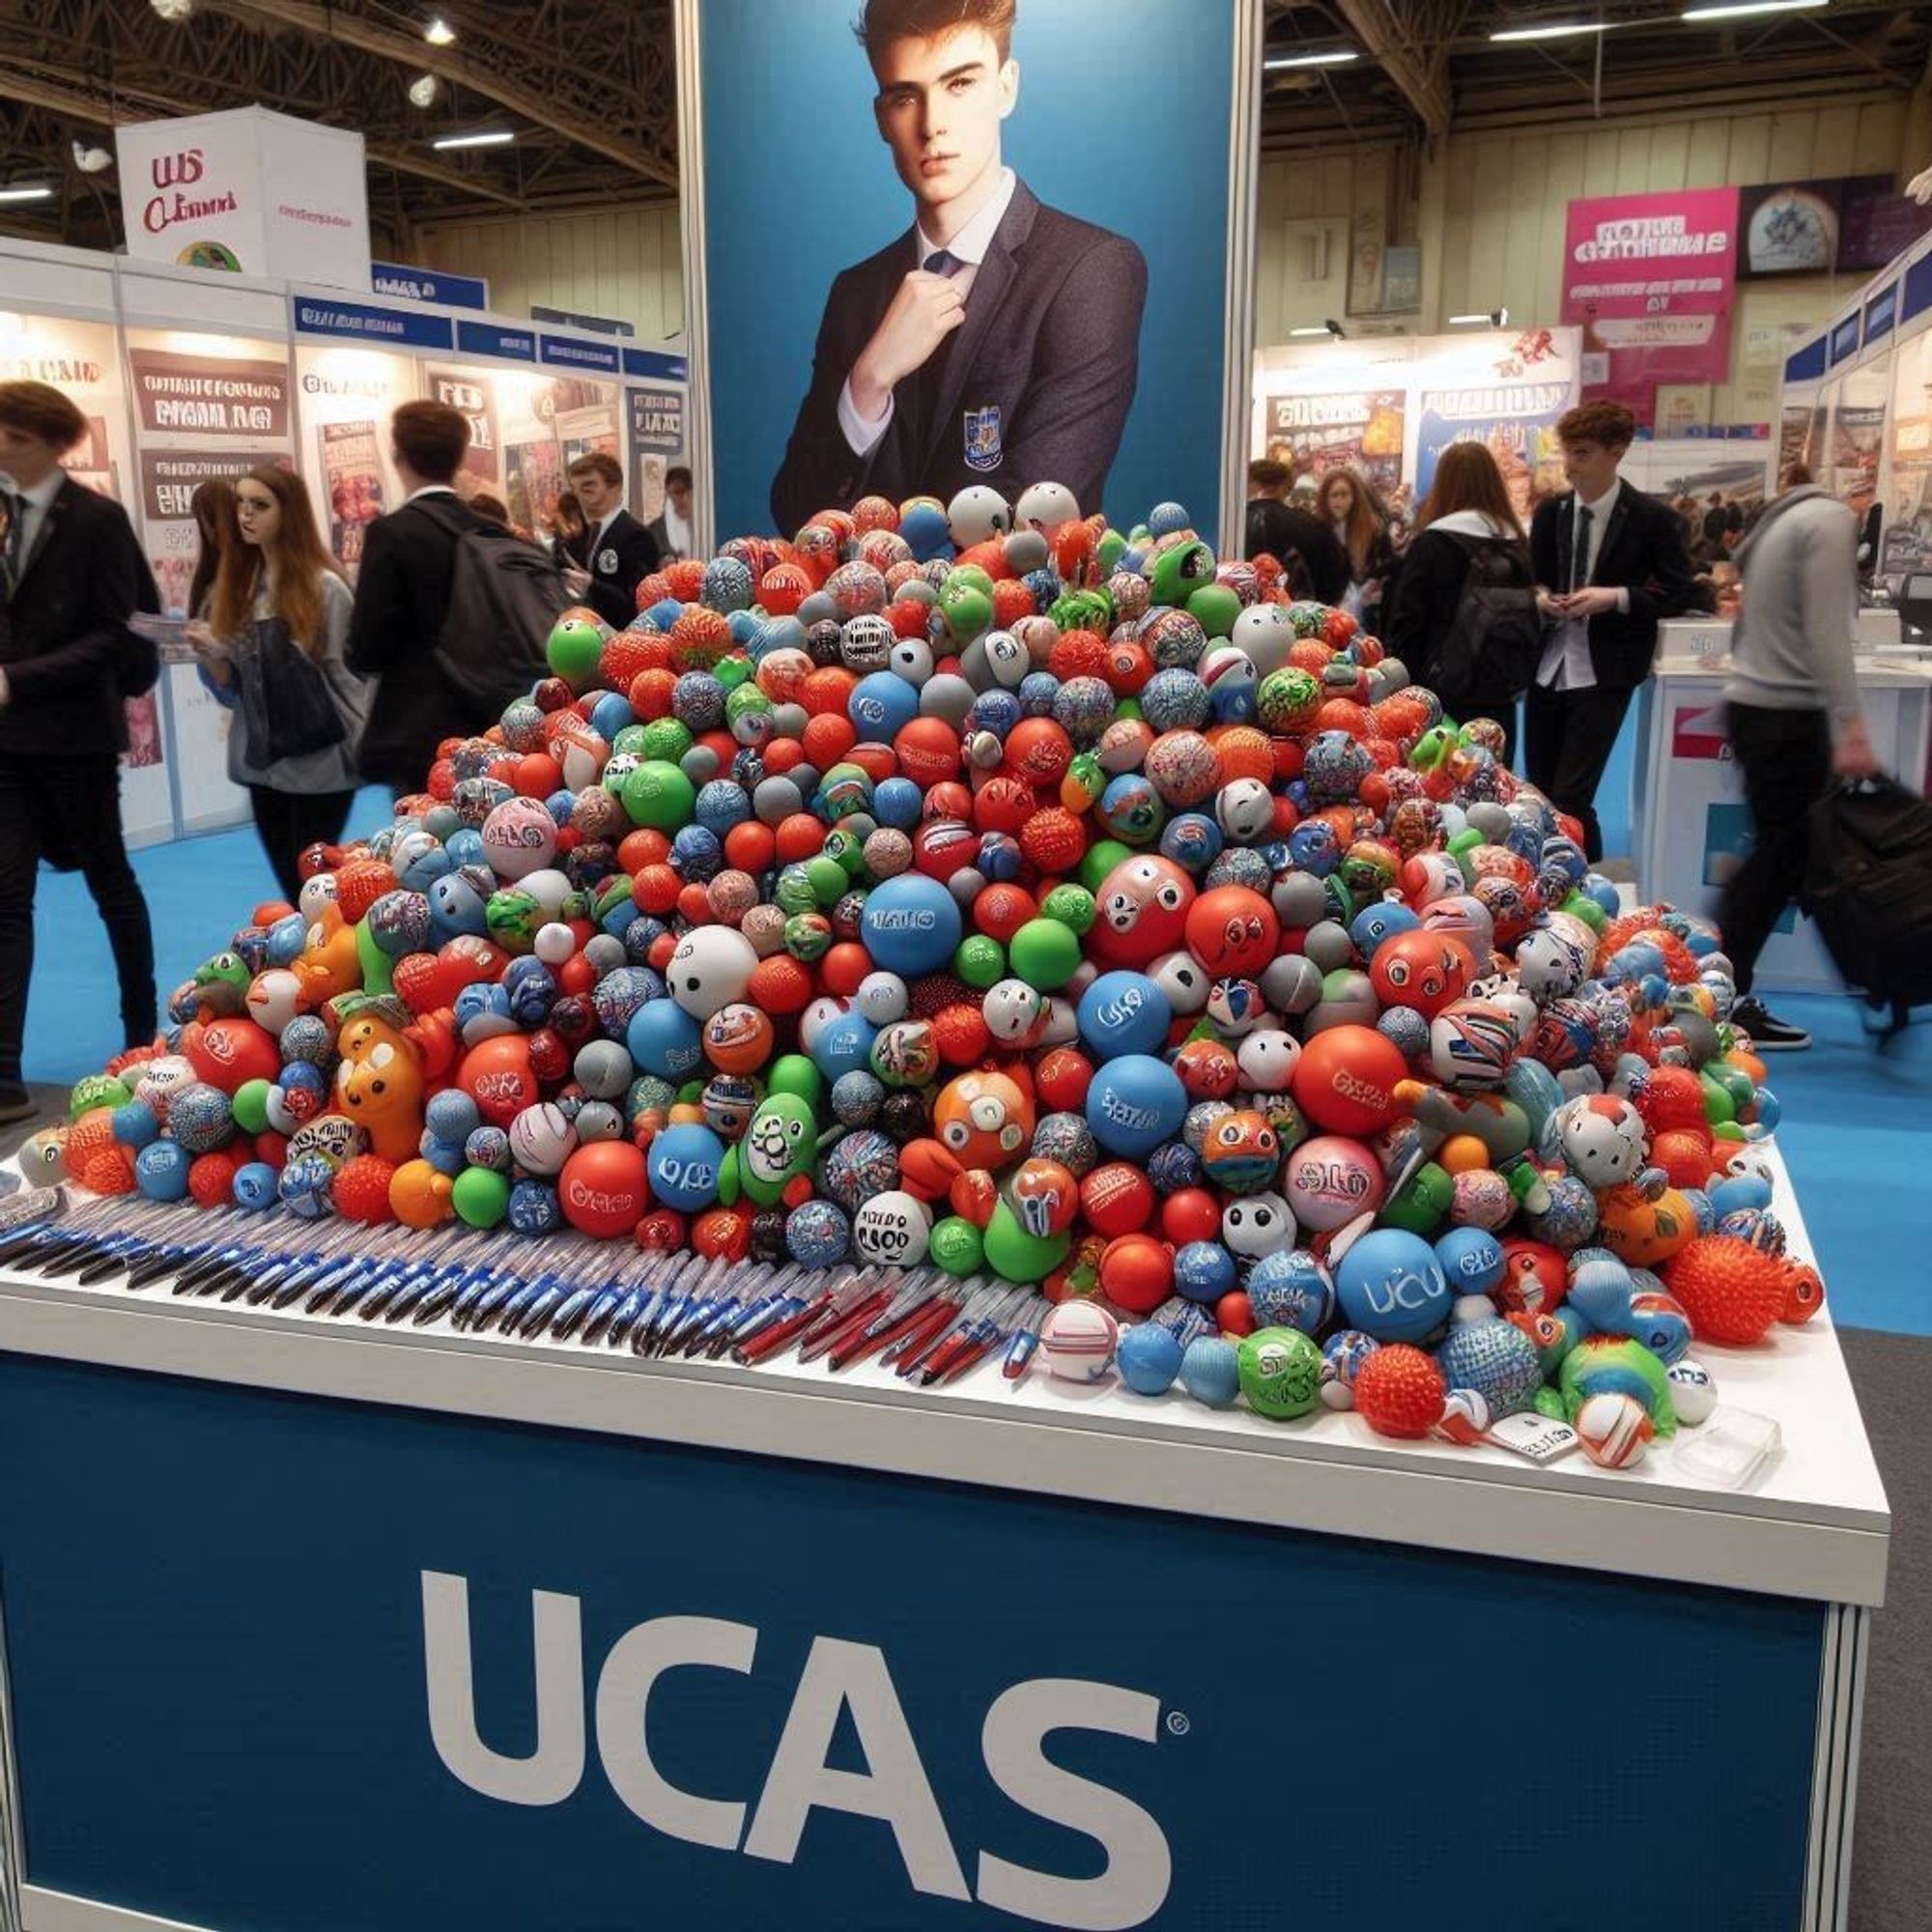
[1634,637,1932,994]
[0,1150,1889,1932]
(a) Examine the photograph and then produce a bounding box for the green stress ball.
[1096,527,1129,575]
[1039,883,1096,934]
[232,1077,273,1137]
[803,854,849,905]
[452,1165,510,1228]
[782,913,833,963]
[1149,539,1214,609]
[612,723,649,757]
[69,1073,131,1122]
[949,562,996,598]
[1009,918,1082,990]
[1062,752,1105,812]
[621,759,696,831]
[722,1092,817,1208]
[929,1215,985,1277]
[355,917,396,995]
[954,934,1007,988]
[1380,1160,1453,1236]
[715,655,753,691]
[982,1199,1070,1283]
[724,684,772,736]
[486,889,542,954]
[1186,582,1240,639]
[774,865,818,917]
[1560,891,1607,934]
[822,828,867,877]
[639,718,693,763]
[767,1054,822,1106]
[939,579,993,645]
[1079,838,1133,894]
[1237,1327,1324,1420]
[546,613,604,688]
[1534,1383,1569,1423]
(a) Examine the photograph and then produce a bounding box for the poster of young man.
[682,0,1256,548]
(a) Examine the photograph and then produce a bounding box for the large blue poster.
[694,0,1240,547]
[0,1353,1825,1931]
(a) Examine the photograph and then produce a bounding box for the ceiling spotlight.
[1491,19,1615,41]
[148,0,196,19]
[424,14,456,44]
[71,140,113,174]
[431,129,514,151]
[1682,0,1827,17]
[1449,308,1511,327]
[408,73,440,108]
[0,185,56,205]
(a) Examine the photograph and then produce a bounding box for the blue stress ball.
[232,1161,280,1211]
[1246,1248,1336,1335]
[1117,1321,1184,1397]
[1334,1228,1451,1342]
[134,1138,191,1202]
[1179,1334,1243,1408]
[647,1122,727,1213]
[626,1000,704,1082]
[1084,1054,1187,1159]
[860,873,962,977]
[1076,971,1173,1059]
[1173,1240,1237,1305]
[1434,1225,1506,1298]
[849,669,922,742]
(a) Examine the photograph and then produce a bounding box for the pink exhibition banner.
[1561,187,1740,388]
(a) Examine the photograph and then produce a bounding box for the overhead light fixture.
[424,14,456,44]
[149,0,196,19]
[0,185,55,205]
[1264,48,1359,70]
[1289,325,1330,336]
[408,73,440,108]
[71,140,113,174]
[1492,19,1615,41]
[1681,0,1827,18]
[1449,308,1511,326]
[432,129,513,151]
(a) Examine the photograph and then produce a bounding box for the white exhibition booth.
[0,234,688,850]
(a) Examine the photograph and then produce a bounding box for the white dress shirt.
[663,503,693,555]
[404,483,459,504]
[1536,480,1631,693]
[838,166,1020,459]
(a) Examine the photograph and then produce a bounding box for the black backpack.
[415,500,573,713]
[1804,776,1932,1009]
[1433,530,1541,698]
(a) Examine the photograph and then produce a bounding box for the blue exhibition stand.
[0,1289,1876,1932]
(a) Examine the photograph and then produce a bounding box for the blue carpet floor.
[25,765,1930,1333]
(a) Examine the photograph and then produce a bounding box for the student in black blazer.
[559,452,660,628]
[769,0,1147,532]
[1526,400,1701,861]
[0,382,159,1118]
[348,401,498,794]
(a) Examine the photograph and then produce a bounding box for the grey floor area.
[0,1099,1920,1922]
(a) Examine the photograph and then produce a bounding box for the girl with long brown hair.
[185,477,236,619]
[1380,441,1536,766]
[187,466,368,904]
[1318,466,1395,630]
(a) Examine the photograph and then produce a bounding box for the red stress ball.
[1663,1234,1789,1345]
[1353,1344,1447,1440]
[333,1153,399,1224]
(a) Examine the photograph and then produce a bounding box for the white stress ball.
[1014,481,1080,532]
[298,871,339,922]
[534,923,577,967]
[1222,1191,1295,1261]
[948,484,1011,548]
[980,627,1031,690]
[889,635,934,686]
[1575,1391,1654,1469]
[1037,995,1081,1049]
[856,972,910,1026]
[851,1190,932,1268]
[243,969,303,1037]
[666,925,758,1019]
[1040,1299,1119,1383]
[797,996,850,1054]
[519,867,575,919]
[1231,602,1297,676]
[1667,1358,1719,1426]
[982,978,1045,1044]
[1149,950,1209,1015]
[508,1101,578,1177]
[1215,777,1276,844]
[1452,1293,1496,1326]
[1236,1029,1300,1094]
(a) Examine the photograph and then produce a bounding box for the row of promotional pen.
[0,1188,1053,1388]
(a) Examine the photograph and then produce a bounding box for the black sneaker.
[1731,997,1810,1052]
[0,1086,37,1125]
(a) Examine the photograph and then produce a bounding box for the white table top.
[0,1147,1889,1607]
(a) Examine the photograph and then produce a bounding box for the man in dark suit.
[560,452,660,627]
[1242,458,1349,605]
[0,381,159,1120]
[1528,400,1700,861]
[769,0,1147,533]
[348,401,497,794]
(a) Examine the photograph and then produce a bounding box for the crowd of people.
[0,374,1892,1118]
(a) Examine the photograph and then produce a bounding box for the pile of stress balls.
[30,480,1822,1464]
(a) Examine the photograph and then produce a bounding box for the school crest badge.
[963,405,1003,472]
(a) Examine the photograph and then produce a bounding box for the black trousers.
[1523,681,1634,863]
[0,754,156,1087]
[248,784,355,908]
[1719,702,1833,997]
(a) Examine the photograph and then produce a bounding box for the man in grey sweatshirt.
[1719,469,1878,1050]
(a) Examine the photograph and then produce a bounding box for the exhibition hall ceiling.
[1,0,1929,249]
